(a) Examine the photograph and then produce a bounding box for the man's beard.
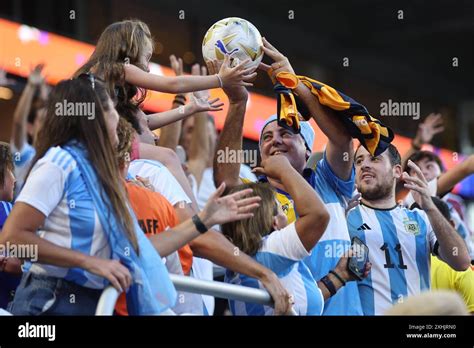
[358,178,394,202]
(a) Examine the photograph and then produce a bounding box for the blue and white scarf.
[64,141,177,315]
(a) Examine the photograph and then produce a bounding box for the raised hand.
[217,54,257,88]
[169,55,184,76]
[252,155,293,181]
[27,64,45,87]
[188,94,224,113]
[208,59,248,103]
[200,183,261,227]
[258,37,295,83]
[402,160,434,210]
[413,113,445,147]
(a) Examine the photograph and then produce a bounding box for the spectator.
[403,150,474,258]
[9,64,48,197]
[222,155,370,315]
[115,118,262,315]
[411,197,474,314]
[0,142,22,309]
[1,76,176,315]
[213,38,371,315]
[347,144,470,315]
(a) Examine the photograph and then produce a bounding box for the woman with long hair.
[0,76,177,315]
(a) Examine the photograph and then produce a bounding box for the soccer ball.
[202,17,264,72]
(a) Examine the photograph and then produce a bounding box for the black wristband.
[192,214,208,234]
[320,275,337,296]
[329,270,346,286]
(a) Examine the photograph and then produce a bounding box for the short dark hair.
[386,144,401,166]
[410,196,451,221]
[0,142,13,188]
[406,150,444,173]
[356,143,401,166]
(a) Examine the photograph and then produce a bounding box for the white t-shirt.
[16,146,110,289]
[128,159,192,206]
[225,222,324,316]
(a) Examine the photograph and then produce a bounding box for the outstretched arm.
[210,60,248,188]
[11,64,45,150]
[401,113,445,166]
[149,183,260,257]
[147,95,223,131]
[437,155,474,197]
[403,161,470,271]
[124,55,255,94]
[260,38,353,180]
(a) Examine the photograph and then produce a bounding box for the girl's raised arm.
[124,55,256,94]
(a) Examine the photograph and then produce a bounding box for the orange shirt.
[115,182,193,316]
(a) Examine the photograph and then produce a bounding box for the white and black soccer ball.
[202,17,264,72]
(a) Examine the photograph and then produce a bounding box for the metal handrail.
[95,274,275,315]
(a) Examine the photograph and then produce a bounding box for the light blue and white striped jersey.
[347,203,438,315]
[301,153,363,315]
[16,146,111,289]
[11,142,36,198]
[225,222,324,315]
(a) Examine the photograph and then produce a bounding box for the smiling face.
[260,121,308,174]
[355,145,402,201]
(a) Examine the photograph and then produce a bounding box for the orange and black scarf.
[274,72,394,156]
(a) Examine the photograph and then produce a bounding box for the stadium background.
[0,0,473,226]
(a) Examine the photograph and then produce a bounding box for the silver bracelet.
[216,74,223,88]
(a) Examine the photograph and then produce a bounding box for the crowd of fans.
[0,19,473,316]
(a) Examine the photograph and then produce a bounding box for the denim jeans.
[8,272,103,316]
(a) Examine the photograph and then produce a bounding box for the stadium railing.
[95,274,275,315]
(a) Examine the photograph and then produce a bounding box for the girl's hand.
[217,54,257,88]
[82,256,132,293]
[200,183,261,227]
[188,95,224,114]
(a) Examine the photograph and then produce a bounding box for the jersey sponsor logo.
[357,223,372,231]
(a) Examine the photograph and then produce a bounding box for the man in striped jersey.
[347,144,470,315]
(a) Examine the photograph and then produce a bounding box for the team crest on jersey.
[403,220,420,236]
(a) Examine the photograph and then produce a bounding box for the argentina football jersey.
[347,203,438,315]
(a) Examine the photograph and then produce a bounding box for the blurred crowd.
[0,19,473,316]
